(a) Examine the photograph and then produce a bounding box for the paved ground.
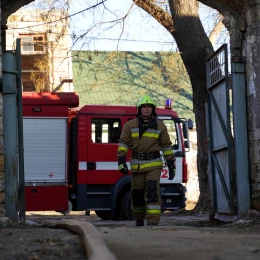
[99,225,260,260]
[1,210,260,260]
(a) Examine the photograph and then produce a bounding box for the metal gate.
[206,44,235,216]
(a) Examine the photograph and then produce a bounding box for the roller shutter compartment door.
[23,118,67,182]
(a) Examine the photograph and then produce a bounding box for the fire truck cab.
[22,92,193,220]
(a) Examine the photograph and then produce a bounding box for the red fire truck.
[22,92,193,220]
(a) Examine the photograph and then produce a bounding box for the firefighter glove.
[167,159,176,180]
[118,156,128,175]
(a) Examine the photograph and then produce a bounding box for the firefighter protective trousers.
[131,168,162,224]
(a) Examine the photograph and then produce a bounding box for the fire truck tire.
[56,200,72,216]
[95,210,114,220]
[120,191,135,220]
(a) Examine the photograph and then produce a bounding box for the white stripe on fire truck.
[79,162,87,170]
[78,162,130,170]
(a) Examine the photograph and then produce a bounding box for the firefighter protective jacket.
[117,116,175,173]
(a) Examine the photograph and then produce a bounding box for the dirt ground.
[1,205,260,260]
[0,226,86,260]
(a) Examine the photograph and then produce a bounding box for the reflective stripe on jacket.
[117,117,175,173]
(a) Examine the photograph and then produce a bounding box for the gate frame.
[206,44,235,216]
[231,58,250,219]
[206,44,251,220]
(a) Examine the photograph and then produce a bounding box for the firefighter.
[117,95,176,226]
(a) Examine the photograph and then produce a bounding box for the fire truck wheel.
[120,191,135,220]
[95,210,114,220]
[56,200,72,216]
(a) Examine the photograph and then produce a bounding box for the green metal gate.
[206,44,235,215]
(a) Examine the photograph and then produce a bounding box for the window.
[162,119,178,150]
[91,119,121,143]
[20,34,46,54]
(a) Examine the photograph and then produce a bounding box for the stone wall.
[0,94,3,216]
[0,8,5,216]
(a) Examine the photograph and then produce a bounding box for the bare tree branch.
[209,18,224,45]
[134,0,174,32]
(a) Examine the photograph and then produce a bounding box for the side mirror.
[184,140,190,150]
[182,122,189,139]
[187,118,194,130]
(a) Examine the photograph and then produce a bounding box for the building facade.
[6,9,73,92]
[0,8,74,215]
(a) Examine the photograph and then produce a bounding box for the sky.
[21,0,227,52]
[68,0,176,51]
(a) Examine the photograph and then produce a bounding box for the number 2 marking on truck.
[161,169,168,178]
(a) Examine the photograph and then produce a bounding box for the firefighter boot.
[135,220,144,226]
[147,222,158,226]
